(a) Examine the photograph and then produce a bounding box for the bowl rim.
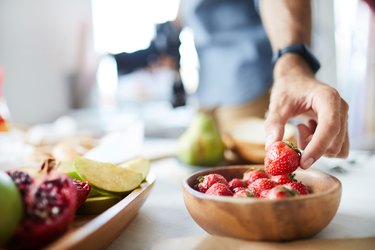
[182,165,341,204]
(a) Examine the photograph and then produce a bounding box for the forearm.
[259,0,313,79]
[260,0,349,165]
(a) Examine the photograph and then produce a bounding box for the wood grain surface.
[46,175,155,250]
[183,166,341,241]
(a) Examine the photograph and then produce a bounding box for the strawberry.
[284,182,309,195]
[243,170,269,185]
[259,189,270,198]
[232,187,246,193]
[205,183,233,196]
[233,188,254,198]
[228,178,246,191]
[196,174,229,193]
[262,186,297,200]
[264,141,301,176]
[247,178,276,197]
[271,173,296,185]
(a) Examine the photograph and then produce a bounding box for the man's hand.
[260,0,349,168]
[265,54,349,169]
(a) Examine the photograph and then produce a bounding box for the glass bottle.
[0,67,10,132]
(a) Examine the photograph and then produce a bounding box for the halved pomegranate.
[72,178,91,208]
[7,159,77,249]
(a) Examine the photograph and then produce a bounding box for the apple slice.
[89,186,124,198]
[58,161,82,180]
[77,196,122,215]
[74,157,143,193]
[119,157,150,180]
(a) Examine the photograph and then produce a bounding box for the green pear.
[178,111,225,166]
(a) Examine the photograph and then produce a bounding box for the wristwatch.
[272,43,321,73]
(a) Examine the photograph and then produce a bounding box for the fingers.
[325,100,349,157]
[265,118,285,150]
[265,78,349,168]
[338,128,350,157]
[300,119,339,169]
[264,97,291,149]
[297,123,312,150]
[297,119,317,150]
[300,90,348,169]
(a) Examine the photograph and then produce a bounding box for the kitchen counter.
[107,140,375,250]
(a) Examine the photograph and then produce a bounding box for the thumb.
[264,110,289,149]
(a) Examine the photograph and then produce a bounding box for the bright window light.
[91,0,180,54]
[179,28,199,95]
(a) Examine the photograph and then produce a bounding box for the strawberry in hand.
[264,141,301,176]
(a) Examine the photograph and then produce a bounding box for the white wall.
[0,0,94,124]
[312,0,337,87]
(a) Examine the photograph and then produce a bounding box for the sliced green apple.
[58,161,82,180]
[88,186,124,198]
[59,161,132,197]
[119,157,150,180]
[77,196,122,215]
[58,161,102,198]
[74,157,143,193]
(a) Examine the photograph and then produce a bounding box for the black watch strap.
[272,43,321,73]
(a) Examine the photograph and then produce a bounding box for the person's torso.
[181,0,273,107]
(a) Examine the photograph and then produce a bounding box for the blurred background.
[0,0,374,149]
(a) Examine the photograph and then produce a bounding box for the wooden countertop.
[106,144,375,249]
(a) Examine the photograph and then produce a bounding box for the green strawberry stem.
[283,141,302,156]
[285,188,298,197]
[197,176,205,183]
[289,173,297,182]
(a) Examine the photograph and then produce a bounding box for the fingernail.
[302,158,315,169]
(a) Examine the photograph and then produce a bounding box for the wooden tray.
[46,175,155,250]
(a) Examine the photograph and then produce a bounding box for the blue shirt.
[181,0,273,107]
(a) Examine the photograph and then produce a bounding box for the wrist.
[273,54,314,80]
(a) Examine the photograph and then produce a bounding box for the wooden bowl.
[182,165,341,241]
[228,118,296,163]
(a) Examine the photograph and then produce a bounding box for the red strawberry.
[205,183,233,196]
[284,182,309,195]
[197,174,228,193]
[271,173,296,185]
[259,189,270,198]
[247,178,276,197]
[228,178,246,191]
[232,187,246,193]
[243,170,269,185]
[233,188,254,198]
[264,141,301,176]
[262,186,297,200]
